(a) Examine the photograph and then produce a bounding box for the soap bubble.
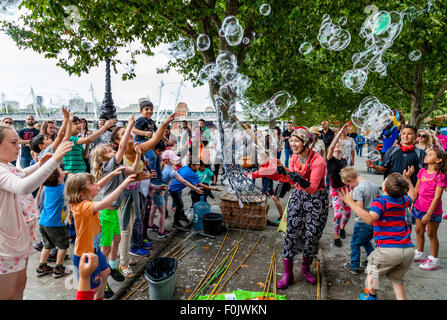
[167,37,195,60]
[304,97,311,103]
[81,38,93,51]
[220,15,245,46]
[409,50,422,61]
[401,6,423,22]
[247,91,297,121]
[318,14,351,51]
[367,149,381,161]
[342,69,368,93]
[351,96,394,139]
[0,0,22,20]
[216,50,238,81]
[242,37,250,45]
[198,63,218,83]
[196,34,211,51]
[338,17,348,26]
[299,42,313,55]
[229,73,252,97]
[344,10,404,92]
[259,4,271,16]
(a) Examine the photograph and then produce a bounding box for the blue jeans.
[130,202,144,250]
[355,144,364,157]
[350,222,374,269]
[284,148,293,168]
[261,178,273,195]
[20,156,32,169]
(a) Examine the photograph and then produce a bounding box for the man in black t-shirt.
[18,115,40,168]
[320,120,335,151]
[282,122,294,168]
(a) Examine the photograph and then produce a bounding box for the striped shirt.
[63,136,86,173]
[370,195,414,248]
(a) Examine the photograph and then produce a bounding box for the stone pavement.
[23,153,447,300]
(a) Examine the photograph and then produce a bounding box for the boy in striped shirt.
[340,172,415,300]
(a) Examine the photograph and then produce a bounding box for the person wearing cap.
[309,126,326,159]
[132,100,158,143]
[275,128,329,288]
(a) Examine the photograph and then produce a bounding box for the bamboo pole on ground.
[211,235,263,298]
[206,245,239,300]
[163,233,193,257]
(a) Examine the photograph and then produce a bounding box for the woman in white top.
[0,124,72,299]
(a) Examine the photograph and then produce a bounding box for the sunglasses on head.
[4,121,12,125]
[418,134,427,138]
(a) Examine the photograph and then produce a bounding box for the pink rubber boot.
[301,256,317,284]
[277,258,294,289]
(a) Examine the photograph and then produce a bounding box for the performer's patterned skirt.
[283,187,329,259]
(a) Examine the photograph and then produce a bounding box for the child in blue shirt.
[169,163,220,228]
[36,167,70,279]
[354,134,366,157]
[192,161,215,203]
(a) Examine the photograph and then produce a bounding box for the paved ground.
[23,152,447,300]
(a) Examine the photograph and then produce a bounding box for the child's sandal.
[120,265,135,278]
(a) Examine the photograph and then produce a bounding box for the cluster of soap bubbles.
[166,37,195,60]
[317,14,351,51]
[351,96,394,159]
[343,10,406,93]
[245,91,297,122]
[0,0,22,20]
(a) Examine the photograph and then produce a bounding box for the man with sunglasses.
[2,117,13,126]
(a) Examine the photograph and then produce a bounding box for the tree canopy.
[2,0,446,127]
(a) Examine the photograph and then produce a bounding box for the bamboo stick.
[206,245,239,300]
[189,232,247,300]
[212,235,263,297]
[273,250,277,300]
[171,244,188,258]
[187,230,229,300]
[163,233,193,257]
[177,245,197,261]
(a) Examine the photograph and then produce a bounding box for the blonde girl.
[65,170,136,300]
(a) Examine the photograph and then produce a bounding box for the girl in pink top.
[410,148,447,271]
[0,124,73,299]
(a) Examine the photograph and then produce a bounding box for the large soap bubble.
[198,63,218,83]
[167,37,195,60]
[351,96,394,140]
[342,69,368,93]
[216,50,239,81]
[196,34,211,51]
[220,15,245,47]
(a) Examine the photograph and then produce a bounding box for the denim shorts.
[73,248,109,290]
[152,190,165,207]
[413,207,442,223]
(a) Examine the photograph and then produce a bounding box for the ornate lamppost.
[99,53,117,120]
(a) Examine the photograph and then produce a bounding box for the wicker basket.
[219,193,269,230]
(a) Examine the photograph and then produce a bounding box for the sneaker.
[414,250,425,262]
[33,240,43,252]
[344,263,361,275]
[141,241,153,250]
[340,229,346,239]
[419,257,440,271]
[36,264,54,277]
[147,224,159,232]
[360,288,377,300]
[129,248,151,257]
[53,265,69,279]
[158,230,172,239]
[334,238,342,247]
[110,267,125,282]
[104,282,114,299]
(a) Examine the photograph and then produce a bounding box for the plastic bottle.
[193,196,211,230]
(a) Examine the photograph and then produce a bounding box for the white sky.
[0,23,211,112]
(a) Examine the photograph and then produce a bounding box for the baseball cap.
[162,150,180,162]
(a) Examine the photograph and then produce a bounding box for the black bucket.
[202,213,223,236]
[144,257,178,300]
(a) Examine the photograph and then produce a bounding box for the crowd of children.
[2,101,447,301]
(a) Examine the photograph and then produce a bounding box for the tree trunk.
[410,63,424,127]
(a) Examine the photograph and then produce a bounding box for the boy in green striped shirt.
[63,114,116,173]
